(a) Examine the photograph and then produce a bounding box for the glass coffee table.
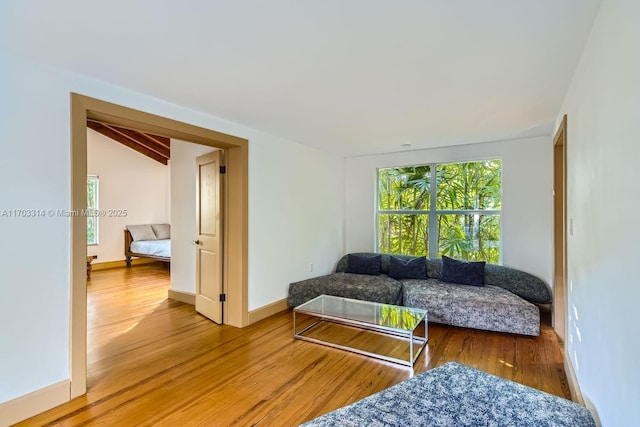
[293,295,428,367]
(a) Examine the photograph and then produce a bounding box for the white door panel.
[195,151,223,324]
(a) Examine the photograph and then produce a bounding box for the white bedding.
[130,239,171,258]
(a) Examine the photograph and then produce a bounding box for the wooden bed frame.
[124,229,171,267]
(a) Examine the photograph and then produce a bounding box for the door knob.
[192,240,201,245]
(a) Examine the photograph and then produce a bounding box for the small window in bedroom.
[377,159,502,263]
[87,175,99,245]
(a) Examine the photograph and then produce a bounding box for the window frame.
[376,159,502,263]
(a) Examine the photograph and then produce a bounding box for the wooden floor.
[19,264,570,426]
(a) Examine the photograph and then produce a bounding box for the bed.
[124,224,171,267]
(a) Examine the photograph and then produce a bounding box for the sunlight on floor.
[499,359,514,368]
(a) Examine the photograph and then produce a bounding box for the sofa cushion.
[288,273,403,307]
[345,254,381,275]
[440,255,485,286]
[389,256,427,280]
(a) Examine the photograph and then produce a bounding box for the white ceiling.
[1,0,602,156]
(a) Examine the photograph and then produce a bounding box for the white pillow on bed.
[127,225,157,241]
[151,224,171,240]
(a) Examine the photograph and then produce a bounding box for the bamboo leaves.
[378,305,423,329]
[378,160,501,263]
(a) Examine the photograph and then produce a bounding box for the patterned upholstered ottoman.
[301,362,595,427]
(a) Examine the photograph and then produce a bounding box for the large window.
[87,175,99,245]
[377,160,501,263]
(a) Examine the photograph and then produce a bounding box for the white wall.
[169,139,216,294]
[557,0,639,424]
[345,136,553,285]
[0,48,345,407]
[87,128,170,262]
[249,134,345,309]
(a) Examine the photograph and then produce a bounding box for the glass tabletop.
[294,295,426,332]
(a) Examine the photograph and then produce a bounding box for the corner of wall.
[564,352,584,406]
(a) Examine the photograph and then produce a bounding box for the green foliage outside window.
[378,165,431,256]
[87,176,99,245]
[377,160,501,263]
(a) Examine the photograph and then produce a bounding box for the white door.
[195,150,223,324]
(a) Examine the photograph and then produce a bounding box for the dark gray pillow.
[440,255,485,286]
[345,254,381,276]
[389,256,427,280]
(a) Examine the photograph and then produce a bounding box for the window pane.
[378,166,430,211]
[437,214,500,263]
[87,176,98,245]
[378,214,428,256]
[377,160,501,263]
[436,160,502,210]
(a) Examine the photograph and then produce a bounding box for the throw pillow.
[151,223,171,240]
[345,254,382,276]
[440,255,485,286]
[389,256,428,280]
[127,224,157,241]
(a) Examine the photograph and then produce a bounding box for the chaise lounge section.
[288,253,551,336]
[401,257,548,336]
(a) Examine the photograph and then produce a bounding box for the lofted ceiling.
[0,1,602,156]
[87,120,171,165]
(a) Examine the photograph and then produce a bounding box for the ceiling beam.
[87,120,169,165]
[102,125,170,159]
[140,132,171,150]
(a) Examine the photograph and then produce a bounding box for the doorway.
[70,93,249,398]
[553,114,568,343]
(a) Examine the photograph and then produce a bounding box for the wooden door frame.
[70,93,249,398]
[553,114,568,342]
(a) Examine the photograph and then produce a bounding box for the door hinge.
[219,293,226,302]
[220,165,226,174]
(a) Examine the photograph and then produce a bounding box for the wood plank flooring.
[18,264,570,426]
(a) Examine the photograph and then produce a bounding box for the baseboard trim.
[166,293,287,321]
[247,298,289,324]
[92,258,162,271]
[168,289,196,305]
[0,380,69,426]
[564,352,585,405]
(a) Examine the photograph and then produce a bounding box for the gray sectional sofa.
[287,253,551,336]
